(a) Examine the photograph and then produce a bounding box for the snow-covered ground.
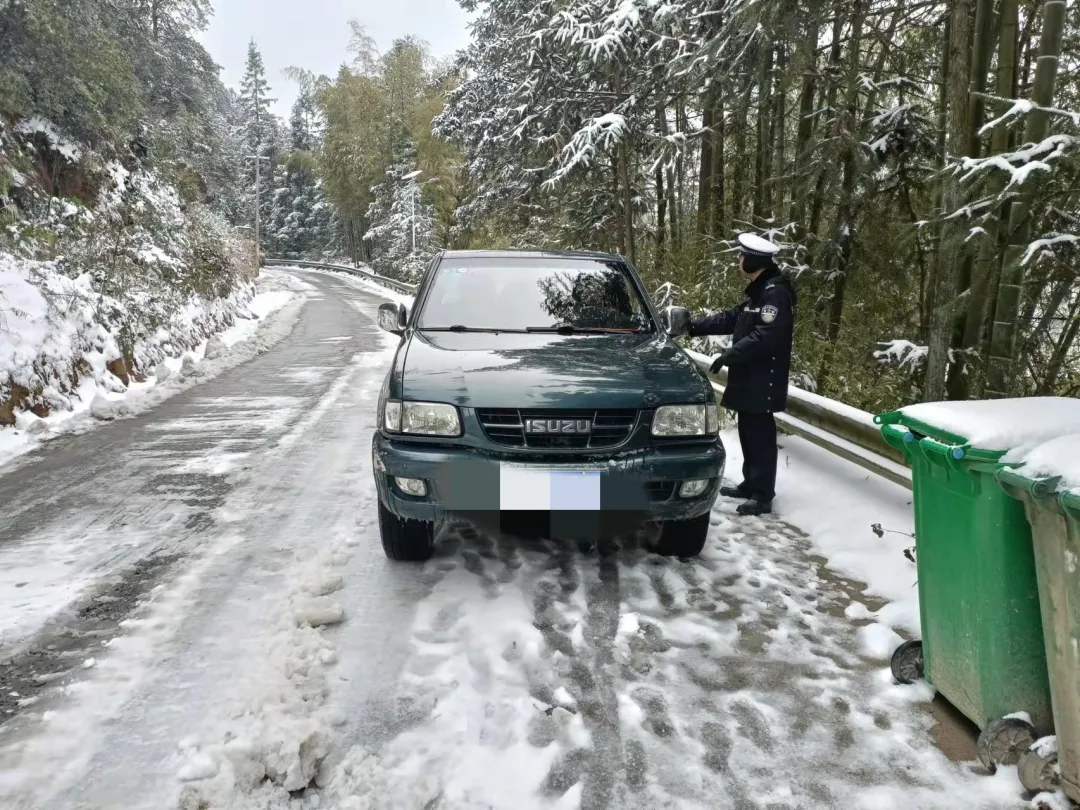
[0,268,311,470]
[731,429,921,637]
[0,269,1036,810]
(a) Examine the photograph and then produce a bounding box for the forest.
[285,0,1080,411]
[2,0,1079,414]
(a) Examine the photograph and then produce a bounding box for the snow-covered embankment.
[0,264,312,468]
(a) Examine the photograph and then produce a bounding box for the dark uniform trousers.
[737,412,778,502]
[689,267,795,504]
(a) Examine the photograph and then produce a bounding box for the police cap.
[737,232,781,258]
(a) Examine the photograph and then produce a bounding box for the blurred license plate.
[499,465,602,511]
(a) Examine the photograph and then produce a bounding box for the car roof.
[437,249,627,262]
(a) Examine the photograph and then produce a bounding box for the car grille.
[476,409,638,449]
[645,481,676,502]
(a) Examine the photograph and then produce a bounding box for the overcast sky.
[199,1,473,117]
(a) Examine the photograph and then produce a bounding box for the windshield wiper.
[420,325,529,333]
[526,325,648,334]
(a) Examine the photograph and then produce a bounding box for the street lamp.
[401,170,423,255]
[399,171,441,256]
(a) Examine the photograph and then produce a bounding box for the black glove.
[709,351,732,374]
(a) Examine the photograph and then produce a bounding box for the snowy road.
[0,270,1025,810]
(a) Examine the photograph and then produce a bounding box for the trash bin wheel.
[977,717,1038,771]
[889,639,924,685]
[1018,748,1061,794]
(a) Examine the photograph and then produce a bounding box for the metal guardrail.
[685,349,912,491]
[264,258,910,490]
[263,258,418,295]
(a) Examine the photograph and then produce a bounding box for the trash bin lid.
[877,397,1080,453]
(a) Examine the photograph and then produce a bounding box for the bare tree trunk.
[1019,0,1039,92]
[945,0,996,399]
[808,2,846,253]
[656,106,668,271]
[968,0,996,158]
[697,99,715,238]
[620,142,636,264]
[788,15,819,235]
[986,0,1067,398]
[770,43,787,221]
[656,166,667,268]
[961,0,1019,390]
[924,0,973,402]
[611,155,623,252]
[676,101,687,253]
[667,161,680,255]
[816,0,867,390]
[711,91,726,241]
[969,0,1021,398]
[752,64,767,222]
[732,78,752,224]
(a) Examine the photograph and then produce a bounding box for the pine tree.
[269,89,335,258]
[238,40,277,251]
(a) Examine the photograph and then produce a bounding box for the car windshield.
[416,257,653,332]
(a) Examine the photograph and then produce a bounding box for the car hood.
[399,331,708,409]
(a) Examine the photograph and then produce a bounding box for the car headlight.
[652,404,719,437]
[383,400,462,437]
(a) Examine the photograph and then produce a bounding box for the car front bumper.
[372,432,726,526]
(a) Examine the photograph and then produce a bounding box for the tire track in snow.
[608,504,1024,810]
[574,549,622,810]
[297,502,1026,810]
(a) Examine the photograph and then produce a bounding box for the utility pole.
[256,156,262,266]
[247,153,271,268]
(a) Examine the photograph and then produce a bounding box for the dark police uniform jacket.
[689,267,795,414]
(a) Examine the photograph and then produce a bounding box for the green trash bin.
[875,409,1054,769]
[998,467,1080,802]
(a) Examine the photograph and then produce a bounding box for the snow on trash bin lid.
[1004,433,1080,493]
[897,397,1080,451]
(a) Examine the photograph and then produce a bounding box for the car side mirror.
[661,306,691,337]
[378,302,407,335]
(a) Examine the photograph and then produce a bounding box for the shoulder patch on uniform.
[761,305,779,323]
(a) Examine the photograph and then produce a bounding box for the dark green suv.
[372,250,725,561]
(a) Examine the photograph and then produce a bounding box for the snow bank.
[0,252,251,417]
[0,255,110,399]
[896,398,1080,451]
[0,269,308,469]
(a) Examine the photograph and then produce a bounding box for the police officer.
[689,233,796,516]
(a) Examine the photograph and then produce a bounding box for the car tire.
[378,501,435,562]
[655,512,711,557]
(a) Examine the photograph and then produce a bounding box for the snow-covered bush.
[0,115,256,423]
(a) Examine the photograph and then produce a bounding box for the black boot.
[736,499,772,517]
[720,483,752,499]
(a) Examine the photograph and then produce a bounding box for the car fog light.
[396,477,427,497]
[680,479,710,498]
